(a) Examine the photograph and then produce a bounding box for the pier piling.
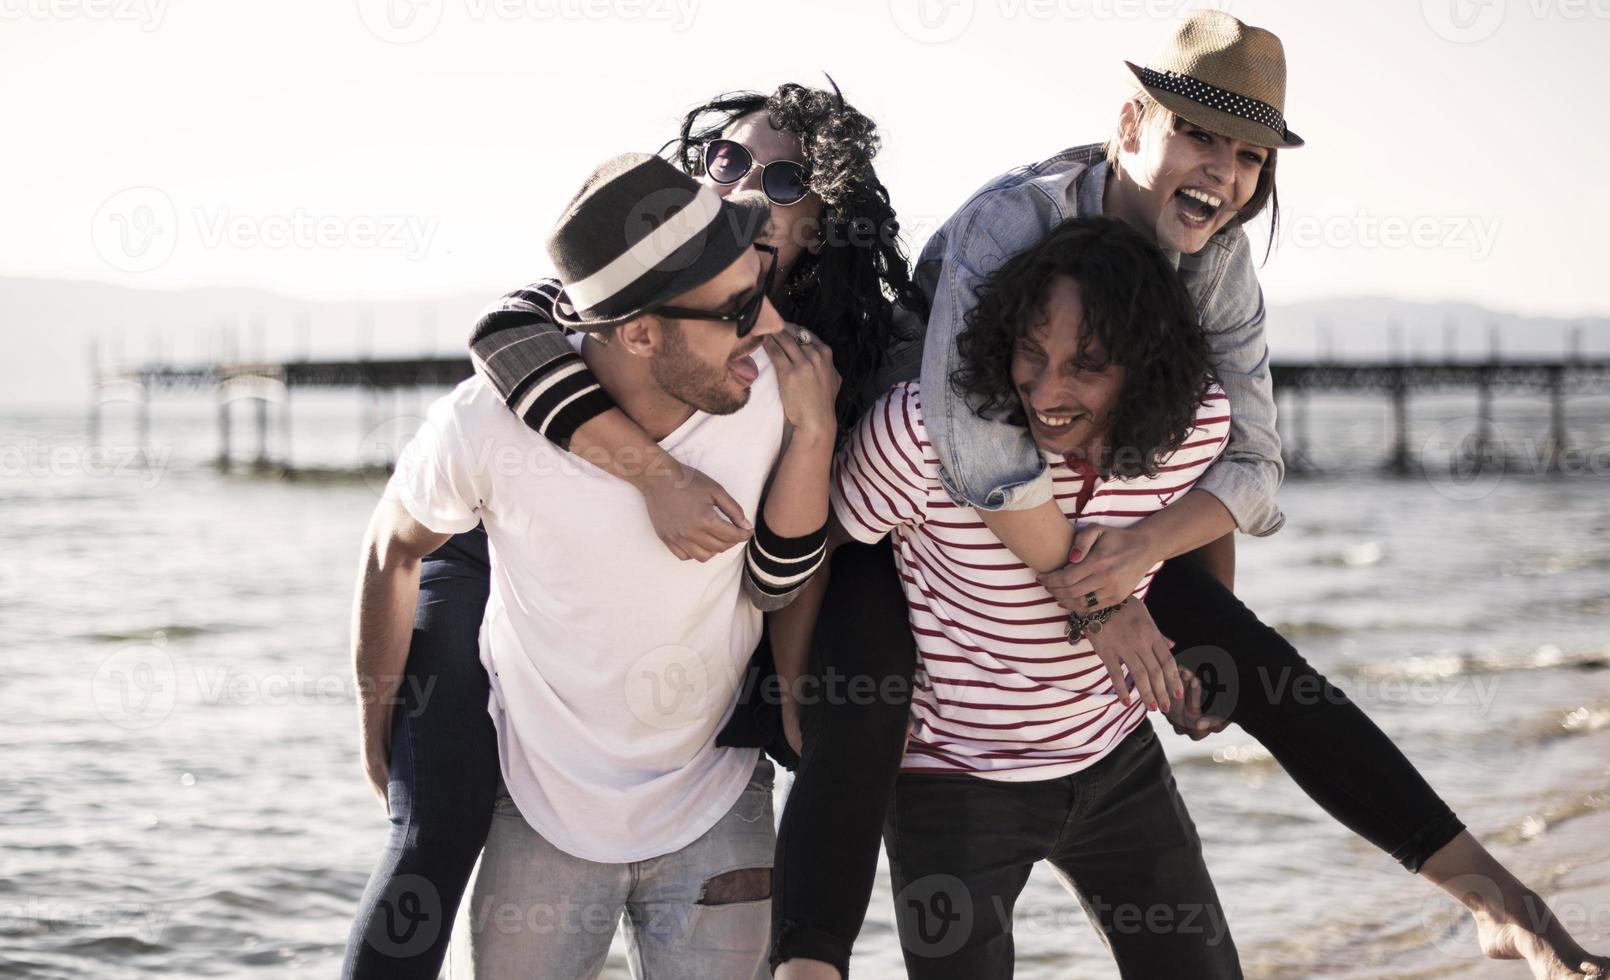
[253,396,270,472]
[1475,369,1494,461]
[216,388,231,472]
[1547,366,1569,474]
[1388,380,1411,474]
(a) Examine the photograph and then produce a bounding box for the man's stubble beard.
[651,322,750,417]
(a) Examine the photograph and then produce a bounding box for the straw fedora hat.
[1125,10,1303,149]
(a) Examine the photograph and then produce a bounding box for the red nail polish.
[1070,548,1083,562]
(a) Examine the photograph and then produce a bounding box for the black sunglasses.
[653,244,778,339]
[702,139,810,206]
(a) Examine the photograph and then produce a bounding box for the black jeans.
[885,722,1240,980]
[341,526,500,980]
[751,544,1465,975]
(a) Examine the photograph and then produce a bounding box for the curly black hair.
[668,80,927,439]
[949,216,1214,479]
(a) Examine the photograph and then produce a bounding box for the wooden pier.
[90,355,474,473]
[1272,357,1610,474]
[91,350,1610,475]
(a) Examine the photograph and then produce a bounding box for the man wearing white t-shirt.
[351,154,840,979]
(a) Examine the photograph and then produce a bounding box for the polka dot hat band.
[1124,10,1304,149]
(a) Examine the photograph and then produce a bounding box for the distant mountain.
[0,276,502,410]
[1,277,1607,410]
[1267,296,1610,363]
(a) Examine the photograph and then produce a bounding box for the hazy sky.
[5,0,1609,317]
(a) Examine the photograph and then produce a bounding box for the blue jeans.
[342,526,499,979]
[466,757,776,980]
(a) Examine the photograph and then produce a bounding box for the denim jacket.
[914,143,1285,536]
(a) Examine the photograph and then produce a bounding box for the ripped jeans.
[466,755,776,980]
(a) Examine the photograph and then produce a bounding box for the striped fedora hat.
[1125,10,1303,149]
[546,152,771,332]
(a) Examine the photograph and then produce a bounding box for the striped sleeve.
[741,511,828,611]
[467,279,617,449]
[830,382,935,544]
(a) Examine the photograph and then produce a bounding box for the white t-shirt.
[387,343,785,863]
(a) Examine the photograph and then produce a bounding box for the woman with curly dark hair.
[340,80,926,979]
[669,83,927,443]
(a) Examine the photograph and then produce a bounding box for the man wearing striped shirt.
[774,216,1242,979]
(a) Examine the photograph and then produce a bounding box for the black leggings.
[764,541,1465,975]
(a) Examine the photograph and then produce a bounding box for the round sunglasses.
[702,139,810,206]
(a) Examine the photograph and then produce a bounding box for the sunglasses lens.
[704,140,750,185]
[762,161,809,205]
[737,251,776,338]
[735,294,761,338]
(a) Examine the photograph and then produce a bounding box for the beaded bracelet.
[1065,597,1130,644]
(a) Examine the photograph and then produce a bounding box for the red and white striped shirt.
[830,381,1231,781]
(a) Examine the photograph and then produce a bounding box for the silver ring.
[796,329,812,345]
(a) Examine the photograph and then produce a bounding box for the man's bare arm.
[351,496,454,809]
